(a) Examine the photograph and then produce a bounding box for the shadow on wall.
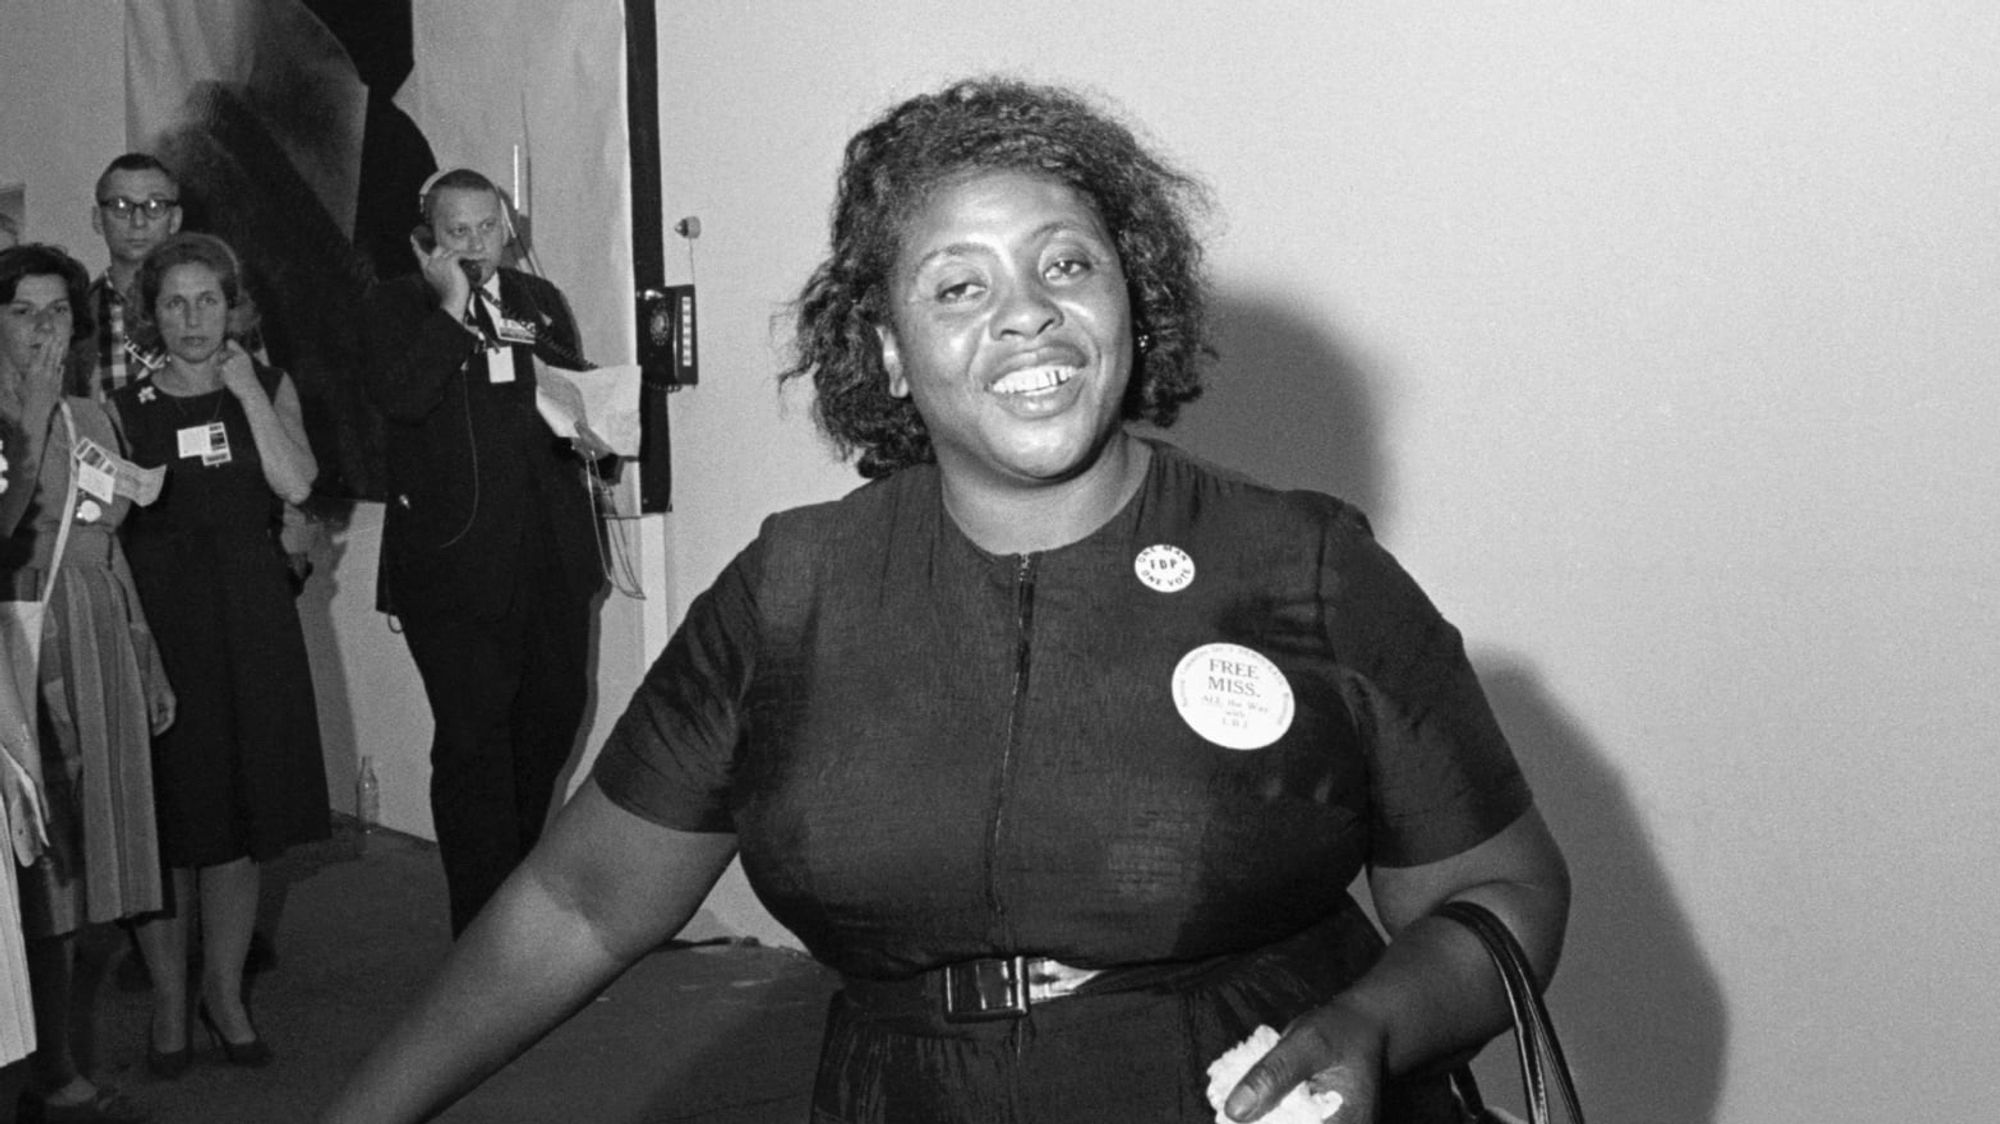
[550,589,608,815]
[294,504,357,811]
[1152,290,1387,520]
[1474,655,1728,1124]
[1169,285,1728,1120]
[154,84,385,500]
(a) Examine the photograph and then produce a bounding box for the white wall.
[0,8,124,255]
[650,4,2000,1122]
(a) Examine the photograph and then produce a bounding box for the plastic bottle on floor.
[356,755,380,831]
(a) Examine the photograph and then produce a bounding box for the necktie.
[468,291,500,346]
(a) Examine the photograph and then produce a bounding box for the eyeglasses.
[98,196,179,223]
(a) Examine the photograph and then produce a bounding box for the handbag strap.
[1437,900,1586,1124]
[35,401,81,602]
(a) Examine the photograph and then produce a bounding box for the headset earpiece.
[416,168,516,249]
[502,191,522,249]
[417,168,451,222]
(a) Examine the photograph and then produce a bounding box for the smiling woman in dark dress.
[324,77,1570,1124]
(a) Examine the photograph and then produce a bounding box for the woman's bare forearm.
[320,865,630,1121]
[321,783,739,1123]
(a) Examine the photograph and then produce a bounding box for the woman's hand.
[1223,1001,1389,1123]
[217,341,263,401]
[147,676,177,735]
[1229,810,1570,1123]
[19,328,66,430]
[1,729,49,867]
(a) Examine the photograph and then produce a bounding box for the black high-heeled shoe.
[197,1001,272,1068]
[16,1084,152,1123]
[146,1036,192,1079]
[147,1003,193,1080]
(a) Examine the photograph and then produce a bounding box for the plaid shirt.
[85,274,164,401]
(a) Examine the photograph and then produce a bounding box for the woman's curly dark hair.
[0,243,96,396]
[782,77,1213,478]
[0,243,95,343]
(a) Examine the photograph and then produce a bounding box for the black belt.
[840,951,1236,1028]
[938,955,1099,1021]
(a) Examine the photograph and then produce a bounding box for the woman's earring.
[1135,332,1153,352]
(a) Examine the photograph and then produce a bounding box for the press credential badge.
[177,422,231,466]
[74,440,117,503]
[75,435,165,505]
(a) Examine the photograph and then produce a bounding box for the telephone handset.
[412,224,587,369]
[412,225,481,283]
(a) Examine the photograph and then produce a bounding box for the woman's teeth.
[993,366,1077,395]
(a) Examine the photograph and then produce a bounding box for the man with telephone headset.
[361,168,605,937]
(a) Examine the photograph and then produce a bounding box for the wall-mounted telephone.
[638,285,697,387]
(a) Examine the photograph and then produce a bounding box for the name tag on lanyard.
[177,421,232,466]
[494,315,536,346]
[74,435,166,505]
[73,439,118,502]
[483,341,517,384]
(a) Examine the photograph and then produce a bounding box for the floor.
[1,821,839,1123]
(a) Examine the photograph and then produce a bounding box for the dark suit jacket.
[362,268,604,619]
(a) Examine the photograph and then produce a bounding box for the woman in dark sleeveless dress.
[110,232,327,1072]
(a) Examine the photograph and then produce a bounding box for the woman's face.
[877,169,1133,493]
[156,261,229,366]
[1,274,72,382]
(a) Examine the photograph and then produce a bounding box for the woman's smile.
[877,169,1134,492]
[988,345,1088,406]
[992,363,1077,397]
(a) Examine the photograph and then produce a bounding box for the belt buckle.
[941,955,1030,1022]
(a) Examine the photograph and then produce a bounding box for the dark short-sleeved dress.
[112,368,328,867]
[594,439,1530,1123]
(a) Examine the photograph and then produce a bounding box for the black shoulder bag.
[1436,900,1587,1124]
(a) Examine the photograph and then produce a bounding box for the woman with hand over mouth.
[2,243,174,1123]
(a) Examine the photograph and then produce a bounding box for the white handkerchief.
[1205,1025,1344,1124]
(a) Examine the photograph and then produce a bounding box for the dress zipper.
[985,552,1038,943]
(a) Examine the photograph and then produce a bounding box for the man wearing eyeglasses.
[84,153,182,400]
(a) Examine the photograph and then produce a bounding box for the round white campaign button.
[76,499,103,524]
[1171,642,1295,750]
[1135,544,1195,593]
